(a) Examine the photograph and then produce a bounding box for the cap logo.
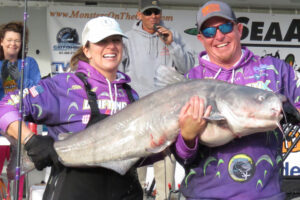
[202,4,221,16]
[103,19,113,26]
[152,1,158,6]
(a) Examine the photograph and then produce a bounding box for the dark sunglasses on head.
[143,9,161,16]
[201,22,234,38]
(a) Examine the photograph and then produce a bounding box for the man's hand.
[155,25,173,45]
[24,134,60,170]
[179,96,212,148]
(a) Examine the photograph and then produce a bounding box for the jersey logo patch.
[29,85,44,98]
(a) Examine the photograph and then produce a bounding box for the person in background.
[174,1,300,200]
[119,0,195,199]
[0,21,41,100]
[0,21,41,200]
[0,16,143,200]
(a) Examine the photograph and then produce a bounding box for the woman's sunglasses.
[143,9,161,16]
[201,22,234,38]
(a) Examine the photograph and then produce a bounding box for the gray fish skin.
[54,79,284,173]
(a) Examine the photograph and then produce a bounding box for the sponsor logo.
[51,62,70,74]
[284,162,300,176]
[82,114,90,124]
[56,27,79,44]
[228,154,255,182]
[52,27,81,57]
[82,99,127,111]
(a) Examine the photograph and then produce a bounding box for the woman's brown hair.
[0,21,28,60]
[69,42,90,71]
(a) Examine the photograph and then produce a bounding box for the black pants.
[43,73,142,200]
[43,165,143,200]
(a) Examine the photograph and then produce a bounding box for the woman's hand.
[24,134,60,170]
[179,96,212,148]
[6,121,60,171]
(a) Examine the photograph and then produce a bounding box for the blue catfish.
[6,75,287,176]
[54,78,285,173]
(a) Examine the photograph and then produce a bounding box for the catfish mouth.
[219,99,284,136]
[272,107,283,122]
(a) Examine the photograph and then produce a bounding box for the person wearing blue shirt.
[0,21,41,100]
[0,21,41,198]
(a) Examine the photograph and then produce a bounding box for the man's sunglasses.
[201,22,234,38]
[143,9,161,16]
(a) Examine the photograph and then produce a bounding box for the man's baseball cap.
[139,0,161,12]
[196,1,237,31]
[81,16,127,46]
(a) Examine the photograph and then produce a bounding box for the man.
[174,1,300,199]
[119,0,195,199]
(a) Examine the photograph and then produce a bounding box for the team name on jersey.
[82,99,128,111]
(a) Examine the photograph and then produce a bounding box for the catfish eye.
[257,95,265,102]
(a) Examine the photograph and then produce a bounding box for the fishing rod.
[15,0,28,199]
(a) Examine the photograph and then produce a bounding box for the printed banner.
[46,5,201,74]
[47,5,300,176]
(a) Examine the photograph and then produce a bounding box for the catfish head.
[216,85,285,137]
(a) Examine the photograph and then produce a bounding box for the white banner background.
[47,5,300,177]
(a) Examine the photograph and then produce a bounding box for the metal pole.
[14,0,28,199]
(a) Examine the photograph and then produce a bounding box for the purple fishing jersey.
[0,60,138,141]
[175,47,300,200]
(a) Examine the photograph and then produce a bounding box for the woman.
[0,17,142,200]
[0,21,41,200]
[0,21,41,99]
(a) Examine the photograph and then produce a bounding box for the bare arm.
[6,121,34,144]
[6,120,60,170]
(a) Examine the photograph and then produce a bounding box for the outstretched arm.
[6,121,59,171]
[6,121,32,143]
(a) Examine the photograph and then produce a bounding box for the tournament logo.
[228,154,255,182]
[56,27,79,44]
